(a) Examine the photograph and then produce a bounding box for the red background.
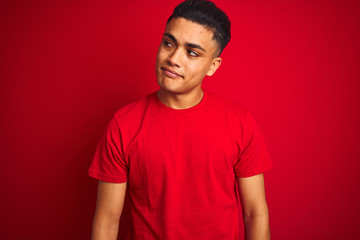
[1,0,359,239]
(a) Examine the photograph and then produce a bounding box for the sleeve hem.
[235,163,273,178]
[88,169,128,183]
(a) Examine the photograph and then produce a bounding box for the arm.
[91,180,127,240]
[237,173,270,240]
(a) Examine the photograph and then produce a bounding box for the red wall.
[1,0,359,239]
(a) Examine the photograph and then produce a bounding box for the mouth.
[161,67,183,78]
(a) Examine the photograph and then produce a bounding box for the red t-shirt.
[89,89,272,240]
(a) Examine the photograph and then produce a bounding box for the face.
[155,17,222,95]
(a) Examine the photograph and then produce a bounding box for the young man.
[89,0,272,239]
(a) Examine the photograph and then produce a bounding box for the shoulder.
[112,92,155,127]
[205,90,260,134]
[205,89,250,120]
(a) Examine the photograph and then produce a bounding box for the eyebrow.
[163,33,206,53]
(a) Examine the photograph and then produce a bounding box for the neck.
[157,88,204,110]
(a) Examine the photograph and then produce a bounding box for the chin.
[157,78,180,93]
[159,85,181,94]
[157,83,184,95]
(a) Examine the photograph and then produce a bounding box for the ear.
[206,57,222,76]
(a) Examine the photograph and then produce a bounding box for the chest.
[125,111,240,188]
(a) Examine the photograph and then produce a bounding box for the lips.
[161,67,183,78]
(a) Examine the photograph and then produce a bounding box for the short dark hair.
[167,0,231,56]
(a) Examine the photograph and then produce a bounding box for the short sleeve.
[88,117,128,183]
[234,112,273,178]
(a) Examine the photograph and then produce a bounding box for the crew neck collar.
[154,89,208,112]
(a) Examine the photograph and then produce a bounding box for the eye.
[187,50,199,57]
[163,40,173,47]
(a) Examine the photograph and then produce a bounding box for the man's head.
[167,0,231,56]
[156,0,231,95]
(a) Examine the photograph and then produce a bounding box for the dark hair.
[167,0,231,56]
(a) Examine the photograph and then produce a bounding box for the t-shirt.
[88,89,273,240]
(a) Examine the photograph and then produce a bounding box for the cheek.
[188,62,210,76]
[187,64,197,76]
[157,49,168,62]
[156,45,165,56]
[156,52,164,66]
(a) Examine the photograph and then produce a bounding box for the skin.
[91,181,127,240]
[155,17,222,109]
[238,174,271,240]
[91,17,270,240]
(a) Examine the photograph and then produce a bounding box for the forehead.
[164,17,218,53]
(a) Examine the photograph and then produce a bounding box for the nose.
[167,48,182,67]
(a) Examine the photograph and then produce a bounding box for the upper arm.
[94,180,128,222]
[237,173,269,217]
